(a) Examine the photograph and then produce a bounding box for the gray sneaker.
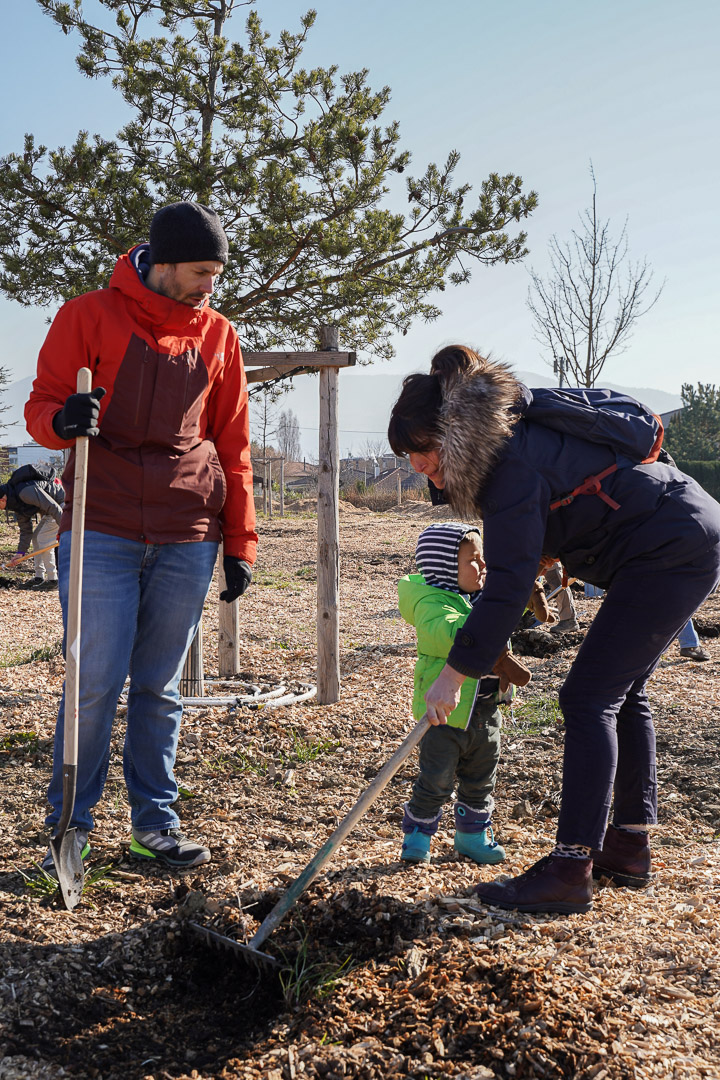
[679,646,710,661]
[41,830,90,878]
[550,618,580,634]
[130,828,210,867]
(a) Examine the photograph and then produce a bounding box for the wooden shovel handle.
[63,367,92,774]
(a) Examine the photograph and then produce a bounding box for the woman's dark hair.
[387,345,487,456]
[387,373,444,456]
[430,344,485,383]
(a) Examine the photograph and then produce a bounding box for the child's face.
[457,533,486,593]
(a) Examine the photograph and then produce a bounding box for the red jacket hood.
[109,245,213,333]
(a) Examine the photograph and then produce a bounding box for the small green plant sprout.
[507,694,564,734]
[0,731,41,752]
[295,565,316,580]
[17,861,116,901]
[288,730,340,763]
[278,927,355,1006]
[0,639,63,668]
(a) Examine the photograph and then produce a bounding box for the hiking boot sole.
[592,865,654,889]
[400,851,431,864]
[478,895,593,914]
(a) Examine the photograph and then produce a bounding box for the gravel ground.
[1,503,719,1080]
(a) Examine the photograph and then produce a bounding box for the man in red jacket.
[25,202,257,873]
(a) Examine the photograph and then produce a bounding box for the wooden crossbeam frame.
[244,351,355,385]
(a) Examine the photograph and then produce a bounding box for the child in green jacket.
[397,522,529,865]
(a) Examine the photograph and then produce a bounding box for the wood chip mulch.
[1,502,719,1080]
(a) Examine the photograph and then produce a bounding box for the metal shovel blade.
[49,827,85,911]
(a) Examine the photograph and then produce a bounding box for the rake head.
[188,921,279,970]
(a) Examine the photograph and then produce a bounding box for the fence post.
[397,471,402,507]
[280,457,285,517]
[317,324,340,704]
[268,458,273,519]
[218,543,240,676]
[180,622,204,698]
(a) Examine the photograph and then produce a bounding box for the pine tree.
[664,384,720,462]
[0,1,537,364]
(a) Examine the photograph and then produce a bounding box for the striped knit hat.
[415,522,481,594]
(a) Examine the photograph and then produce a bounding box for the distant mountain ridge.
[3,370,683,453]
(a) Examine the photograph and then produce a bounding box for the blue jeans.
[47,531,218,833]
[676,619,699,648]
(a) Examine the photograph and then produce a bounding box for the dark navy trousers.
[557,551,720,849]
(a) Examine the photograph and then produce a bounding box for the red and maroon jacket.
[25,246,257,563]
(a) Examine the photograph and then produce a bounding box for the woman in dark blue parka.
[388,345,720,914]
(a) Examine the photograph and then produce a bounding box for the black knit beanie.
[149,202,229,265]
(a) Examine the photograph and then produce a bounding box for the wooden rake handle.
[248,714,430,953]
[4,542,59,567]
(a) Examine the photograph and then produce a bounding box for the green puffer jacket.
[398,573,506,730]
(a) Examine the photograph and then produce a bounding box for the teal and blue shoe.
[454,801,506,864]
[400,805,442,864]
[400,827,432,863]
[454,824,505,864]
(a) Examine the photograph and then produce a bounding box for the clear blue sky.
[2,0,719,402]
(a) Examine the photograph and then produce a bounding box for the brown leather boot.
[474,854,593,914]
[590,825,653,889]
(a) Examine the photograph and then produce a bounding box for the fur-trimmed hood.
[439,361,526,519]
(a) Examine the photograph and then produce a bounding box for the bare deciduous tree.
[250,391,279,459]
[277,409,301,462]
[0,367,10,437]
[527,167,663,387]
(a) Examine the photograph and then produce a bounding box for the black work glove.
[220,556,252,602]
[52,387,106,439]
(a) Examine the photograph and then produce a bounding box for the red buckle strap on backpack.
[549,414,665,513]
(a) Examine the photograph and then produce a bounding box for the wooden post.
[180,622,204,698]
[280,457,285,518]
[397,471,402,507]
[268,458,273,519]
[317,324,340,704]
[218,543,240,676]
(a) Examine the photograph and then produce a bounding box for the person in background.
[25,201,257,874]
[541,560,579,633]
[0,471,64,590]
[675,619,710,661]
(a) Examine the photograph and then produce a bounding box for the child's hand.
[492,647,532,691]
[424,664,466,725]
